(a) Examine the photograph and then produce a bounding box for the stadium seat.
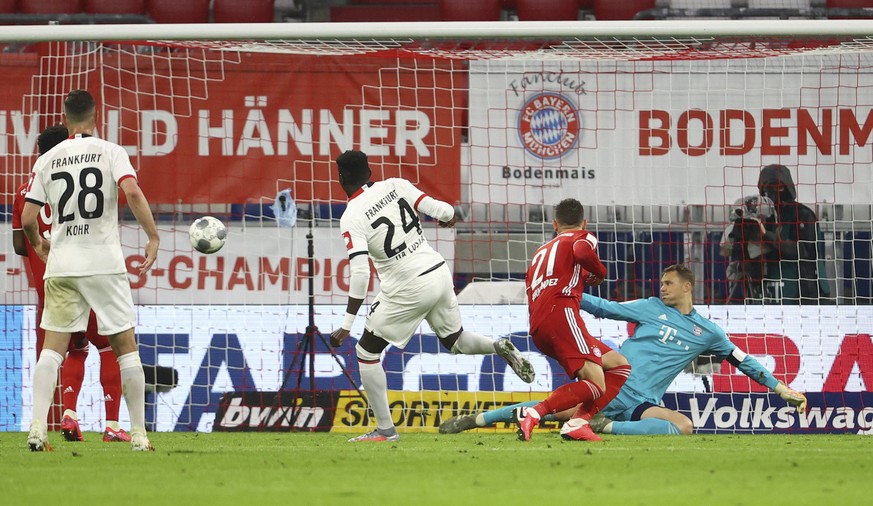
[83,0,146,14]
[826,0,873,6]
[516,0,579,20]
[440,0,501,20]
[148,0,209,23]
[214,0,275,23]
[593,0,655,19]
[19,0,82,13]
[330,4,442,22]
[0,0,16,13]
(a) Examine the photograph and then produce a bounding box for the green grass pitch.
[1,431,870,505]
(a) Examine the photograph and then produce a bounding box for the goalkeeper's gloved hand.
[774,381,808,413]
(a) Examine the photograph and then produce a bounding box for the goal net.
[1,21,871,435]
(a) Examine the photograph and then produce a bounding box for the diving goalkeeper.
[441,264,808,436]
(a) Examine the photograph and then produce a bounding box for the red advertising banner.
[0,51,462,205]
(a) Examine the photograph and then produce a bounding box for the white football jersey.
[341,178,453,296]
[25,134,136,278]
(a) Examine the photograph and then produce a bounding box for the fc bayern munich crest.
[518,92,580,160]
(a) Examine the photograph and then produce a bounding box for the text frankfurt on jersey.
[364,189,399,220]
[50,153,102,169]
[502,166,596,181]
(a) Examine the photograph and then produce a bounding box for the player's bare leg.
[109,329,154,451]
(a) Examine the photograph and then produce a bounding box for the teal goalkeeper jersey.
[581,294,779,406]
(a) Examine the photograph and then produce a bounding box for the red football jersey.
[12,181,52,301]
[525,229,606,331]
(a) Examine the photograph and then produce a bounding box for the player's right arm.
[330,216,371,348]
[22,171,50,262]
[119,177,159,274]
[580,293,650,323]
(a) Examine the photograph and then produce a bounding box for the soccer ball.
[189,216,227,254]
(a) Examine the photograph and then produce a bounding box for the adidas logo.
[63,386,74,393]
[658,314,668,321]
[104,395,113,402]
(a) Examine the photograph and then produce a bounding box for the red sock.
[573,364,632,420]
[534,379,603,418]
[62,348,87,414]
[99,348,122,421]
[595,364,631,411]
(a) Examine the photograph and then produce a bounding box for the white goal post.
[1,20,871,435]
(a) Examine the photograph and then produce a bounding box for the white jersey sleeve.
[392,177,454,222]
[109,143,137,184]
[24,166,47,206]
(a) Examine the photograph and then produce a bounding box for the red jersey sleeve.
[572,232,606,279]
[11,183,26,230]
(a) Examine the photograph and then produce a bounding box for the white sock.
[358,360,393,431]
[32,349,64,427]
[117,352,146,433]
[451,330,497,355]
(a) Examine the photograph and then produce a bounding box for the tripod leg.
[314,328,368,403]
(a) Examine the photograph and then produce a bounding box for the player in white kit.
[22,90,160,452]
[329,150,535,442]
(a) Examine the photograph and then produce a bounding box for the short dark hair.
[336,150,371,188]
[663,264,695,285]
[64,89,96,124]
[554,198,584,227]
[38,124,68,156]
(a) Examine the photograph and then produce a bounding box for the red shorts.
[530,303,612,378]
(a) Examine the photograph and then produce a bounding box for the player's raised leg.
[426,274,535,384]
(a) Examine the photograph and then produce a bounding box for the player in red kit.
[518,198,631,442]
[12,124,129,443]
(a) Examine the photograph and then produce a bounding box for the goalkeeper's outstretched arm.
[723,347,808,413]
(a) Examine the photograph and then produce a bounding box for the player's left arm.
[708,327,807,413]
[395,178,455,225]
[573,231,606,285]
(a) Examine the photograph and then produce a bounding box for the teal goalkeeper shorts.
[600,388,659,422]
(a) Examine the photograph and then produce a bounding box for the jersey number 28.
[50,167,105,224]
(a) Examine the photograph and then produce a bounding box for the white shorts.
[42,274,135,336]
[365,263,462,348]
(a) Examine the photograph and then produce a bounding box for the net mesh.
[2,29,871,434]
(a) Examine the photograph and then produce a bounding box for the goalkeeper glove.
[774,381,808,413]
